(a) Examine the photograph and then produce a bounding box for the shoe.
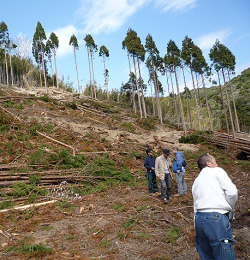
[167,197,172,200]
[163,198,168,204]
[174,194,180,197]
[149,193,155,196]
[154,192,161,195]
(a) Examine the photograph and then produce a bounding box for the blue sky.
[1,0,250,96]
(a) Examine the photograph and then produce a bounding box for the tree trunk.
[132,54,142,119]
[227,68,240,132]
[149,72,155,116]
[165,70,173,123]
[170,71,180,127]
[222,68,236,139]
[190,66,201,130]
[73,47,80,94]
[217,72,229,133]
[174,66,186,135]
[151,60,162,124]
[196,74,205,130]
[10,53,13,86]
[50,57,54,87]
[4,42,9,87]
[201,73,213,131]
[127,53,136,114]
[87,48,93,98]
[137,57,147,118]
[40,42,47,94]
[53,48,59,89]
[90,51,97,99]
[103,55,109,100]
[182,66,192,130]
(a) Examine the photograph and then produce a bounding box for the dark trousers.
[148,174,158,193]
[160,173,171,199]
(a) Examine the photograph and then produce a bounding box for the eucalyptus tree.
[99,45,109,100]
[122,28,143,119]
[164,67,173,122]
[0,21,9,86]
[192,45,213,131]
[84,34,98,99]
[145,34,162,123]
[166,40,186,135]
[32,22,47,93]
[69,34,80,93]
[48,32,59,89]
[181,36,201,130]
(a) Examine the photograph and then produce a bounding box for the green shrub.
[138,118,155,130]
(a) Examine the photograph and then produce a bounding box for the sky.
[1,0,250,96]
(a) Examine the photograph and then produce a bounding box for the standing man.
[144,148,159,195]
[172,147,187,196]
[192,154,237,260]
[155,149,173,204]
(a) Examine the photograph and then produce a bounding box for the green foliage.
[0,124,9,133]
[41,225,54,231]
[111,203,126,212]
[179,131,211,144]
[16,103,24,109]
[18,242,53,256]
[37,95,51,102]
[99,238,110,248]
[49,149,86,169]
[138,117,155,130]
[66,101,77,110]
[56,200,76,211]
[0,200,13,210]
[139,232,150,240]
[2,100,14,108]
[29,174,40,185]
[28,123,43,135]
[165,226,180,243]
[122,217,139,229]
[28,149,45,165]
[119,122,135,132]
[12,182,47,198]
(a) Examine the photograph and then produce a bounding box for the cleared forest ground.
[0,86,249,259]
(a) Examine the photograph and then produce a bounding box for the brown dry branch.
[36,130,76,156]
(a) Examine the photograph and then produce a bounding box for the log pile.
[204,132,250,155]
[0,168,114,187]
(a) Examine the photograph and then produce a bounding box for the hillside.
[0,85,249,259]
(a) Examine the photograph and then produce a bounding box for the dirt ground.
[0,86,249,259]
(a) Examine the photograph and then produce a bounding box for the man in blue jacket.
[172,147,187,196]
[144,148,159,194]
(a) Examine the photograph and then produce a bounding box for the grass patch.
[139,232,150,240]
[121,217,139,229]
[165,226,180,243]
[99,238,110,248]
[111,203,126,212]
[56,200,76,212]
[42,226,54,231]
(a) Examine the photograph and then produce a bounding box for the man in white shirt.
[192,154,237,260]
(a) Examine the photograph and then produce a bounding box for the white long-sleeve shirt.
[192,167,237,214]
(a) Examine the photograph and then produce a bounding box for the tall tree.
[0,21,9,87]
[209,40,229,133]
[166,40,186,135]
[69,34,80,93]
[48,32,59,89]
[32,22,47,93]
[181,36,201,130]
[192,45,213,131]
[122,28,143,119]
[84,34,98,99]
[9,42,17,86]
[209,40,237,137]
[45,39,54,86]
[99,45,109,100]
[145,34,162,124]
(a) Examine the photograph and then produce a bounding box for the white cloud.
[154,0,197,12]
[52,25,79,57]
[195,29,232,51]
[77,0,149,35]
[76,0,197,35]
[235,61,250,76]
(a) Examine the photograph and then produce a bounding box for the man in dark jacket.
[144,148,159,194]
